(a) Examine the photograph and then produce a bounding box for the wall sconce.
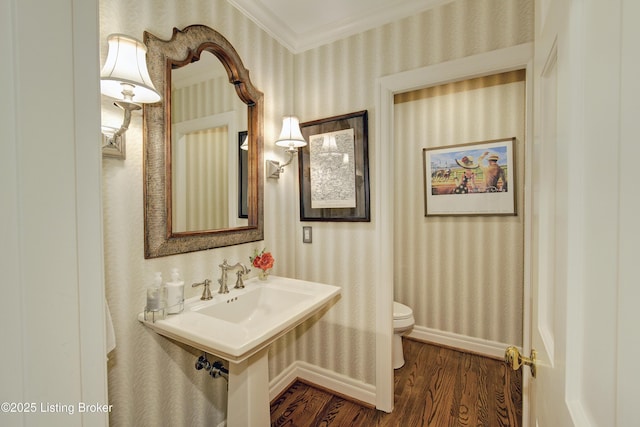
[267,116,307,179]
[100,34,161,159]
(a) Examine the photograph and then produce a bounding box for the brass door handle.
[504,346,537,378]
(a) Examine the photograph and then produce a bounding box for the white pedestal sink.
[139,276,341,426]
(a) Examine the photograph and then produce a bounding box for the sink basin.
[193,286,311,324]
[138,275,341,363]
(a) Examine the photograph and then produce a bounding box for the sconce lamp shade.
[240,135,249,151]
[100,34,161,104]
[275,116,307,149]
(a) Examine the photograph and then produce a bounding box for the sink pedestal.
[227,347,270,427]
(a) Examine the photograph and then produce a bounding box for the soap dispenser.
[166,268,185,314]
[144,272,167,322]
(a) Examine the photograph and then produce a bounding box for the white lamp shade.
[321,135,338,151]
[100,34,161,104]
[275,116,307,148]
[240,135,249,151]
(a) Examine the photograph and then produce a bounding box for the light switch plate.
[302,226,312,243]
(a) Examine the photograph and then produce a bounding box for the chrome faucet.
[217,259,250,294]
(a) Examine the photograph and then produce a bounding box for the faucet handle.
[192,279,212,300]
[234,270,246,289]
[234,264,251,289]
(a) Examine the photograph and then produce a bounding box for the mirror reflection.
[171,52,247,232]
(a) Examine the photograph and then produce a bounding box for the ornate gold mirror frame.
[143,25,263,258]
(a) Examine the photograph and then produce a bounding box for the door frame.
[375,43,533,417]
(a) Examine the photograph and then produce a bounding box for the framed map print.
[298,110,370,221]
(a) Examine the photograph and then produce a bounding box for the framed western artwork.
[423,137,516,216]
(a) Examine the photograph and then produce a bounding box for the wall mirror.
[143,25,263,258]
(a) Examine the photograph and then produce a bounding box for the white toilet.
[393,301,415,369]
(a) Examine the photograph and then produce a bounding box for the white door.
[524,0,637,425]
[527,0,578,425]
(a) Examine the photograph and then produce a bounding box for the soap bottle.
[144,272,167,322]
[166,268,185,314]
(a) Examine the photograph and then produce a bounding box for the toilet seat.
[393,302,414,331]
[393,301,413,320]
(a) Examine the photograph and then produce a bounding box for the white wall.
[617,1,640,424]
[1,0,108,426]
[573,0,640,425]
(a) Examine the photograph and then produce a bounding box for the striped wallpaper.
[178,126,229,231]
[289,0,531,390]
[100,1,295,425]
[394,71,526,346]
[101,0,532,425]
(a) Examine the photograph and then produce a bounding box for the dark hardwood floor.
[270,338,522,427]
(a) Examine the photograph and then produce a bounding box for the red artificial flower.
[254,252,274,270]
[251,248,275,271]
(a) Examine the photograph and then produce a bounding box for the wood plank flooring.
[270,338,522,427]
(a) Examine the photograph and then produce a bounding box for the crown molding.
[227,0,454,53]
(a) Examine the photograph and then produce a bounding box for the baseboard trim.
[269,328,511,408]
[269,361,376,407]
[269,362,299,401]
[407,325,512,360]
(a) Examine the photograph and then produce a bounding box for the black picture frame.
[238,130,248,218]
[298,110,370,222]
